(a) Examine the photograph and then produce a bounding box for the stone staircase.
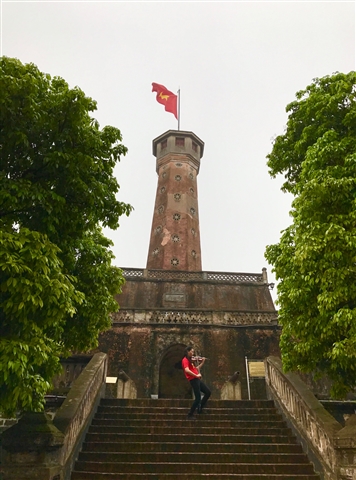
[71,398,321,479]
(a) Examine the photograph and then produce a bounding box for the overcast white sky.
[1,1,355,303]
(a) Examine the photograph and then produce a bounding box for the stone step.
[82,441,304,454]
[71,398,320,480]
[85,432,298,444]
[97,406,279,415]
[78,452,311,464]
[94,412,283,422]
[91,418,286,428]
[101,399,275,408]
[72,474,320,480]
[73,461,316,474]
[88,425,292,435]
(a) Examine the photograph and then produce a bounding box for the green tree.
[0,57,132,415]
[265,72,356,398]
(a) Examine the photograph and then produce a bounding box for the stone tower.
[99,129,279,400]
[146,130,204,271]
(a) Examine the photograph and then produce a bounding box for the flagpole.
[177,88,180,131]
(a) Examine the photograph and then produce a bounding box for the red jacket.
[182,357,199,381]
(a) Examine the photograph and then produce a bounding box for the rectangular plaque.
[164,294,186,303]
[248,362,265,377]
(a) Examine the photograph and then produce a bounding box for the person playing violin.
[182,345,211,420]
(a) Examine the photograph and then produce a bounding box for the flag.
[152,83,178,119]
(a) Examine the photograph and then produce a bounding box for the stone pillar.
[147,130,204,271]
[0,412,64,480]
[221,371,242,400]
[116,369,137,399]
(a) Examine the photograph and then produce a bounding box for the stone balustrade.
[121,267,268,284]
[54,352,107,478]
[265,356,356,480]
[1,352,108,480]
[111,309,278,326]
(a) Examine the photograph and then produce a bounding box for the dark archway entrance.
[159,344,192,398]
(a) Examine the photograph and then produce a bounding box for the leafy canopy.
[0,57,133,415]
[265,71,356,398]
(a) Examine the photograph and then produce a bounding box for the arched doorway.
[159,344,192,398]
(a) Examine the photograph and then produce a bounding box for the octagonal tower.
[146,130,204,271]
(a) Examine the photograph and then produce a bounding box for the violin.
[191,356,208,362]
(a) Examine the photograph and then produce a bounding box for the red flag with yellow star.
[152,83,178,119]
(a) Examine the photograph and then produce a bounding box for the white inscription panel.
[164,294,186,303]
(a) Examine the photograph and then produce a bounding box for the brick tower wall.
[146,130,204,271]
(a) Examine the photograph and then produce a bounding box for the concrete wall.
[116,271,276,312]
[99,269,279,400]
[99,321,280,400]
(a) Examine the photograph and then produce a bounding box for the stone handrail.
[265,356,356,480]
[111,309,278,327]
[53,352,107,477]
[120,267,267,284]
[1,352,108,480]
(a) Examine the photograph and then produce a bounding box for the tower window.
[172,234,180,243]
[173,213,181,221]
[174,193,181,201]
[158,205,164,214]
[161,139,167,150]
[175,175,181,182]
[190,207,196,215]
[192,141,198,152]
[153,248,159,256]
[171,258,179,266]
[160,186,166,193]
[175,137,185,147]
[191,250,197,258]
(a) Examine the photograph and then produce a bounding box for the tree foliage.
[0,57,132,415]
[265,72,356,398]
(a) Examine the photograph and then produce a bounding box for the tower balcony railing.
[120,267,272,286]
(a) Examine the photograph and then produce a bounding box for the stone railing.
[1,352,108,480]
[112,309,278,326]
[121,267,269,284]
[54,352,107,478]
[265,356,356,480]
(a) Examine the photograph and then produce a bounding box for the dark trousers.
[189,378,211,415]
